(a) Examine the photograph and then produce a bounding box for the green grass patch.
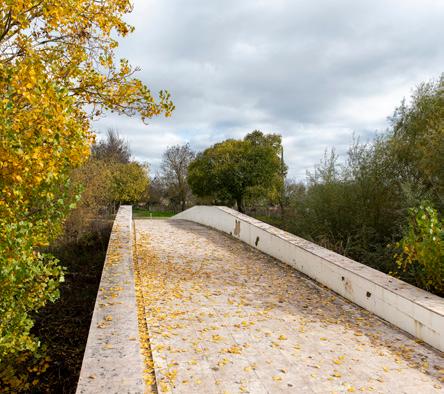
[132,207,175,218]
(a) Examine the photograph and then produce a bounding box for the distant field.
[132,207,175,218]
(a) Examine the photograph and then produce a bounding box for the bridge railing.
[76,205,145,393]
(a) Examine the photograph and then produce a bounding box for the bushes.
[64,131,150,241]
[394,205,444,296]
[0,226,112,392]
[275,75,443,294]
[281,142,404,273]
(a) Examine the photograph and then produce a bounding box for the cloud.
[95,0,444,179]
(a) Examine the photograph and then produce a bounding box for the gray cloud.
[95,0,444,179]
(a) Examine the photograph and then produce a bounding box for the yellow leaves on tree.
[0,0,174,365]
[1,1,174,118]
[0,57,89,365]
[111,162,150,205]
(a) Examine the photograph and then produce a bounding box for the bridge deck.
[134,219,443,394]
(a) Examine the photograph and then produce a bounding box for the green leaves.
[0,222,63,361]
[188,131,284,212]
[110,162,149,205]
[393,204,444,295]
[389,75,444,206]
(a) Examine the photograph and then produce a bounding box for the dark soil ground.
[27,227,111,393]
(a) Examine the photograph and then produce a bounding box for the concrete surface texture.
[134,219,444,394]
[173,206,444,352]
[76,206,145,394]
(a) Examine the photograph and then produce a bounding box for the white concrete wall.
[173,206,444,352]
[77,206,145,393]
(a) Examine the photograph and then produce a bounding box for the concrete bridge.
[77,206,444,394]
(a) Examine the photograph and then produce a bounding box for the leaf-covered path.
[134,219,443,394]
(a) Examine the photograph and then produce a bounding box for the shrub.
[394,204,444,296]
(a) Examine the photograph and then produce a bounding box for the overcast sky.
[94,0,444,179]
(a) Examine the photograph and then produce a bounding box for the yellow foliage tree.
[111,162,150,205]
[0,0,174,363]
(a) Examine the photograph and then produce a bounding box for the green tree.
[389,75,444,210]
[188,131,284,212]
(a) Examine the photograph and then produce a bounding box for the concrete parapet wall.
[76,206,145,393]
[173,206,444,352]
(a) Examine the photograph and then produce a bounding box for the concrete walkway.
[134,219,443,394]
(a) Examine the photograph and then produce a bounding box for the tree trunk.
[179,188,186,212]
[236,197,244,213]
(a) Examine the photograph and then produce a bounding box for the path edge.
[76,205,145,393]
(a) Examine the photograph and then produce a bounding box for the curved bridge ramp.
[134,219,443,394]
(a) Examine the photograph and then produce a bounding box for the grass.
[132,207,175,218]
